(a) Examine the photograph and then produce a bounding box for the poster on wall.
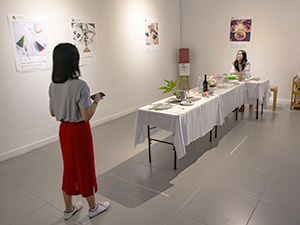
[145,18,159,49]
[8,14,50,72]
[71,17,97,64]
[229,18,252,49]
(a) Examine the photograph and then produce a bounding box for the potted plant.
[159,79,181,98]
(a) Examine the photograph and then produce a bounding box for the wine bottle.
[203,74,208,92]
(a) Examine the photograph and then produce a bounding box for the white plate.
[180,101,194,106]
[151,103,172,110]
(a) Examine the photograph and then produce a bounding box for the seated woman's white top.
[229,62,251,79]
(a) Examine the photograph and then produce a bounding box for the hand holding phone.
[91,92,106,100]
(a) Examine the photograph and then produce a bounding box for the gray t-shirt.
[49,79,92,122]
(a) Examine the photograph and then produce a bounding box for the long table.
[134,79,270,169]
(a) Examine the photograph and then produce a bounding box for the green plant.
[159,79,180,97]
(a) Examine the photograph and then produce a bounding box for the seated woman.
[230,50,251,111]
[230,49,251,78]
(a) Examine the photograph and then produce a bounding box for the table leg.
[215,126,217,138]
[256,99,259,119]
[235,107,238,120]
[147,125,152,163]
[173,146,177,170]
[261,97,264,115]
[147,128,176,169]
[210,130,212,142]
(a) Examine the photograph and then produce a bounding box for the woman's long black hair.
[52,43,81,83]
[234,50,248,72]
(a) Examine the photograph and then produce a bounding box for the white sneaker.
[88,201,110,218]
[64,201,83,220]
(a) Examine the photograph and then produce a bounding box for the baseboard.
[269,97,290,105]
[276,98,290,104]
[90,105,138,128]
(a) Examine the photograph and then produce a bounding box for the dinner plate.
[151,103,172,110]
[190,97,202,101]
[180,101,194,106]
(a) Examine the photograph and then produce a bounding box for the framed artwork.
[8,14,50,72]
[229,18,252,49]
[71,17,97,64]
[145,18,159,48]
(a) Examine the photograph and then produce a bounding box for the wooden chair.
[270,85,278,111]
[290,76,300,109]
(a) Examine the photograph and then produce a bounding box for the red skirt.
[59,121,98,197]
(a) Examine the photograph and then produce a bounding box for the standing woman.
[230,49,251,111]
[49,43,109,220]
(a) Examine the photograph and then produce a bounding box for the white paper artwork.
[145,18,159,48]
[8,14,50,72]
[229,17,252,49]
[179,63,190,76]
[71,18,97,63]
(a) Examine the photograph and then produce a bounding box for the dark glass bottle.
[203,74,208,92]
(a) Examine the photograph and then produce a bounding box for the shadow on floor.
[96,113,241,208]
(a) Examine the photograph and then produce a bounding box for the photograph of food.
[230,19,252,42]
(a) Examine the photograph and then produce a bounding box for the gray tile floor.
[1,104,300,225]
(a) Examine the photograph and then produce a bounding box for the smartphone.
[91,92,106,100]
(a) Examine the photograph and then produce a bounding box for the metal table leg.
[256,98,259,119]
[147,125,177,169]
[261,97,264,115]
[173,146,177,170]
[215,126,217,138]
[147,125,152,163]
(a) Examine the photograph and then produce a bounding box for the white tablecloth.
[244,79,271,107]
[134,93,225,159]
[134,79,270,159]
[215,84,246,117]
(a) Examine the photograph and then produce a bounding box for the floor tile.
[0,153,59,186]
[107,160,161,185]
[96,182,129,202]
[0,175,18,196]
[11,204,76,225]
[165,213,206,225]
[138,193,184,223]
[282,136,300,158]
[21,168,62,202]
[248,201,300,225]
[261,157,300,211]
[179,184,258,225]
[206,159,272,199]
[31,141,62,166]
[140,171,202,204]
[97,172,137,194]
[227,145,281,175]
[0,186,45,225]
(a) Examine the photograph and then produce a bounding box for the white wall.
[3,0,299,161]
[181,0,300,102]
[0,0,180,161]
